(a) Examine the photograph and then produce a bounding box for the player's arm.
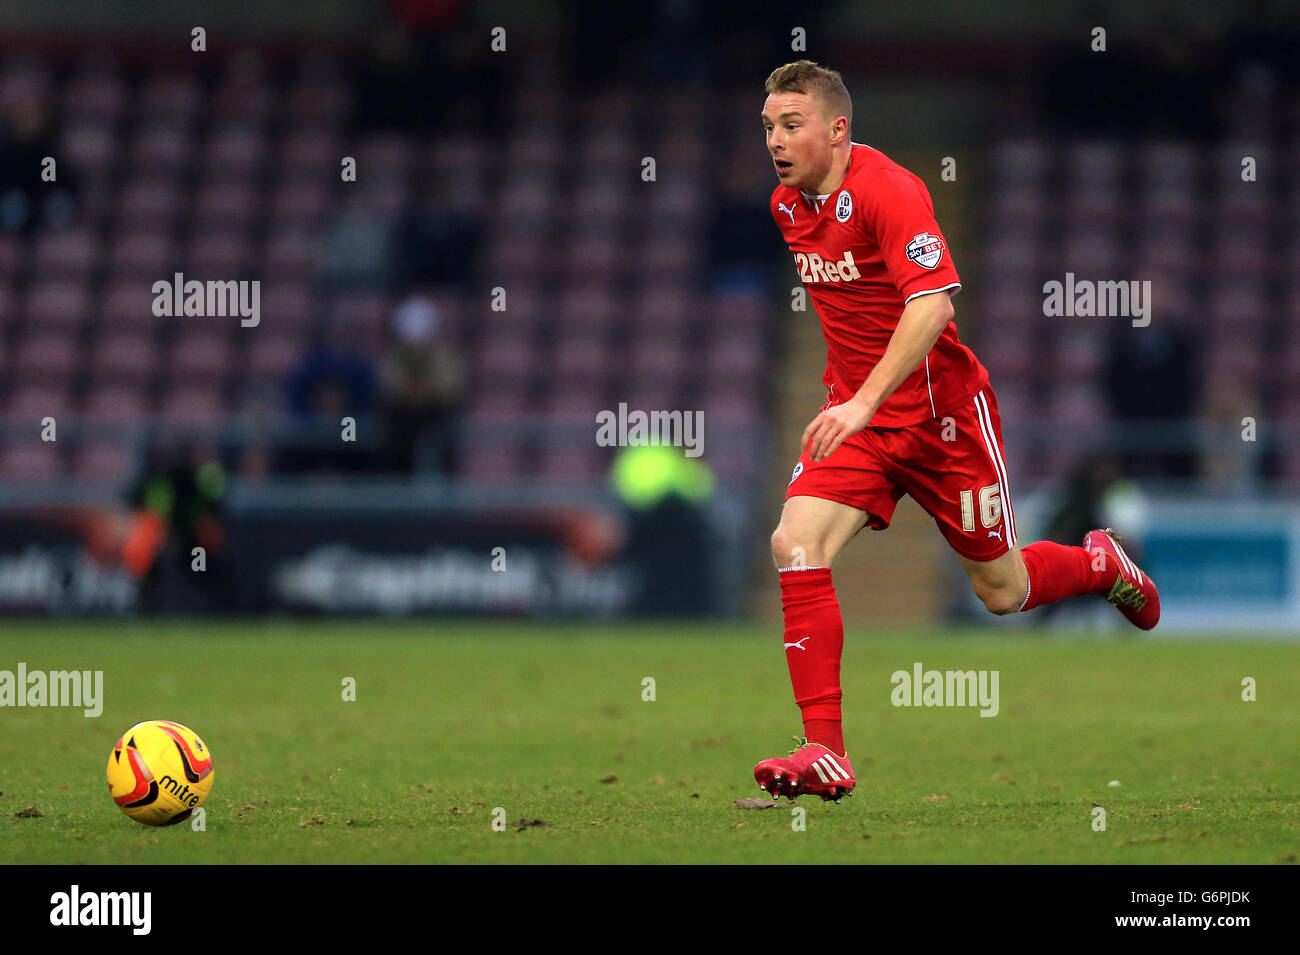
[801,290,954,462]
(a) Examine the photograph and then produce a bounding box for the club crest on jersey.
[835,190,852,222]
[906,232,945,270]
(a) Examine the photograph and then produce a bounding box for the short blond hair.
[764,60,852,129]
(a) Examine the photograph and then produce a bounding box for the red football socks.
[1018,541,1109,611]
[778,566,846,756]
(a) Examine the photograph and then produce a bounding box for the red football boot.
[1083,528,1161,630]
[754,737,855,803]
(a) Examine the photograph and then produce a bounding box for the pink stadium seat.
[980,328,1036,381]
[256,280,317,333]
[62,65,126,121]
[6,382,73,419]
[486,233,546,279]
[357,135,414,178]
[990,141,1049,183]
[129,122,193,174]
[1052,328,1104,380]
[117,176,182,226]
[74,443,135,483]
[23,280,92,331]
[193,178,261,229]
[267,180,333,228]
[262,226,325,276]
[475,339,535,385]
[0,235,22,276]
[278,129,342,177]
[554,336,610,383]
[31,227,100,277]
[82,383,149,423]
[13,333,81,382]
[631,285,693,320]
[557,286,616,335]
[1061,229,1119,274]
[1065,141,1123,186]
[158,385,226,424]
[201,123,269,176]
[185,229,253,274]
[1142,185,1197,228]
[137,73,204,121]
[705,335,763,382]
[212,71,274,122]
[110,231,175,275]
[505,131,561,171]
[167,333,233,383]
[538,447,600,481]
[461,447,521,480]
[101,279,164,329]
[0,444,64,480]
[285,82,350,124]
[91,331,157,382]
[640,239,693,279]
[59,120,117,173]
[0,281,15,331]
[1140,142,1197,185]
[247,332,306,381]
[563,233,622,279]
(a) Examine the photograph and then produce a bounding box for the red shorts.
[783,386,1018,562]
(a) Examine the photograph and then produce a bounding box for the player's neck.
[807,144,853,196]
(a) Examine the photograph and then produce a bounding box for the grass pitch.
[0,619,1296,864]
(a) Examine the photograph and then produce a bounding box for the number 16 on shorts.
[960,483,1002,532]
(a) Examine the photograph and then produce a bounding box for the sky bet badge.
[906,232,945,269]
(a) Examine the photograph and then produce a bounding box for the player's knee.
[974,581,1023,616]
[770,525,825,569]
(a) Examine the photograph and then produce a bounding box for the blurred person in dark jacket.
[123,444,227,613]
[0,95,77,235]
[285,318,378,473]
[380,295,465,475]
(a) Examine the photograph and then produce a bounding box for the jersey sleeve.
[863,170,962,304]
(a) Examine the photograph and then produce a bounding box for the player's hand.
[801,397,875,462]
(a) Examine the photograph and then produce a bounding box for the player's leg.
[770,493,869,570]
[754,440,900,801]
[956,543,1029,615]
[767,494,866,762]
[913,386,1160,628]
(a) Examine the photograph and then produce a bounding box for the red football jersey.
[771,142,988,427]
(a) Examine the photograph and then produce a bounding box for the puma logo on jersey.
[794,250,862,284]
[784,636,810,651]
[987,529,1002,541]
[778,202,798,224]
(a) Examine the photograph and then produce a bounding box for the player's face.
[762,91,836,192]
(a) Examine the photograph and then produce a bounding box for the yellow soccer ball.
[107,720,214,826]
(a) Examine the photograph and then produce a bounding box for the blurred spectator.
[123,444,227,613]
[0,95,77,236]
[379,295,465,474]
[323,190,398,289]
[1103,274,1200,478]
[707,152,780,295]
[610,443,716,615]
[394,188,481,293]
[285,319,378,473]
